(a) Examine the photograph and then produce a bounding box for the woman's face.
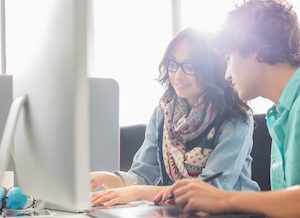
[168,40,202,106]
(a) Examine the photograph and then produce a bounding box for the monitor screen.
[89,78,119,172]
[6,0,92,212]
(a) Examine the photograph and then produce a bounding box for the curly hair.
[220,0,300,66]
[157,28,251,123]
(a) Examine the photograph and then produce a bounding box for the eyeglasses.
[167,59,195,75]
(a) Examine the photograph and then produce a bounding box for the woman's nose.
[174,66,186,80]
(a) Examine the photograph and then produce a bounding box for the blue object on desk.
[0,186,27,211]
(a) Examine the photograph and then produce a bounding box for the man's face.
[225,52,262,101]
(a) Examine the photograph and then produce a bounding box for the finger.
[172,184,193,200]
[182,198,199,214]
[164,199,175,205]
[174,189,194,207]
[92,192,118,206]
[90,180,101,191]
[174,192,203,215]
[153,191,163,205]
[161,189,171,203]
[103,197,121,207]
[170,179,192,193]
[172,181,203,200]
[91,191,106,202]
[90,179,95,186]
[91,182,98,191]
[92,192,117,204]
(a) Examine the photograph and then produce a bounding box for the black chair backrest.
[252,114,272,191]
[120,124,147,171]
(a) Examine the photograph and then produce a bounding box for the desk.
[49,206,265,218]
[51,211,88,218]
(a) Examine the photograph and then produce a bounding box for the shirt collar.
[277,67,300,113]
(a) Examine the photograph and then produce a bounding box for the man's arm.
[171,179,300,218]
[227,185,300,218]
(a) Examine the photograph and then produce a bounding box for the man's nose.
[225,67,232,81]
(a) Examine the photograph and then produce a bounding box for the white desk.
[50,211,89,218]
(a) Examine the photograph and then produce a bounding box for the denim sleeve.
[199,114,260,191]
[115,107,163,186]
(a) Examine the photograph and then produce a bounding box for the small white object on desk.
[1,171,14,188]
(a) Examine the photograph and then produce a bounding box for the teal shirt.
[267,67,300,190]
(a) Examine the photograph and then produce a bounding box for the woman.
[90,28,260,207]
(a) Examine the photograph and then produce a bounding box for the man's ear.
[250,51,259,62]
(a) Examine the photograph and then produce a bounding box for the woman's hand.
[90,171,125,191]
[91,185,172,207]
[153,186,174,205]
[170,179,232,214]
[91,186,142,207]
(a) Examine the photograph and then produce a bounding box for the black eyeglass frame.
[166,59,195,76]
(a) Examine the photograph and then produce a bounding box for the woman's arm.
[90,107,163,190]
[199,115,259,191]
[91,185,169,207]
[90,171,125,190]
[115,107,163,186]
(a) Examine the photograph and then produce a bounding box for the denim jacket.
[116,107,260,191]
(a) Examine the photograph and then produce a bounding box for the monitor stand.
[0,95,27,184]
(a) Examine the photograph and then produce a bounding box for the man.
[157,0,300,217]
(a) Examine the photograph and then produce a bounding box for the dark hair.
[220,0,300,66]
[157,28,251,123]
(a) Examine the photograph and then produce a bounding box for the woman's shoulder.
[220,111,254,132]
[146,106,164,132]
[151,105,164,121]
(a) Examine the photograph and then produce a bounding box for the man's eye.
[184,64,193,70]
[169,62,177,68]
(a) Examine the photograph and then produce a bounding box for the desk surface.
[50,206,265,218]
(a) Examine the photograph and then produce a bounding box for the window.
[2,1,299,125]
[181,0,235,33]
[181,0,300,114]
[0,0,5,74]
[90,0,172,125]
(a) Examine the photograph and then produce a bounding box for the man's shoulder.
[290,91,300,111]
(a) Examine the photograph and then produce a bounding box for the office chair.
[252,114,272,191]
[120,124,147,171]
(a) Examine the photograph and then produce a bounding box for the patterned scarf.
[160,96,217,181]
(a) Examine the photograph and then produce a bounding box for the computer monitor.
[3,0,102,212]
[89,78,119,172]
[0,77,120,210]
